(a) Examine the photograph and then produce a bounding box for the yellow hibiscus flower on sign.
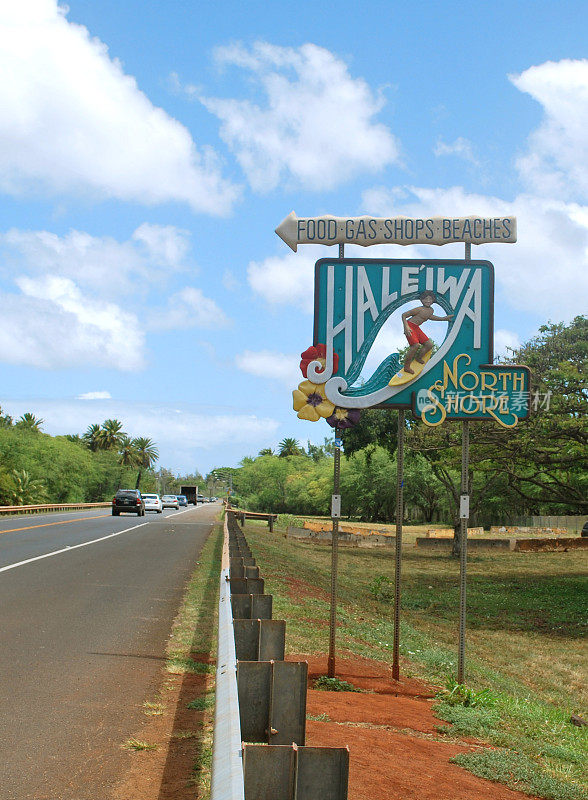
[292,380,335,422]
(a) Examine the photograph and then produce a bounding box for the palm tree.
[10,469,47,505]
[278,437,301,457]
[132,437,159,489]
[82,423,103,452]
[100,418,127,450]
[15,412,44,433]
[258,447,275,456]
[117,436,138,488]
[0,406,13,429]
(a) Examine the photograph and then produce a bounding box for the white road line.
[0,521,150,574]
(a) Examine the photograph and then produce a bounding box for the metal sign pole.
[327,242,345,678]
[328,429,341,677]
[392,409,405,680]
[457,241,471,683]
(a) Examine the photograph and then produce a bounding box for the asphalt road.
[0,502,218,800]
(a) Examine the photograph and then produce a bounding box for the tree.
[15,413,44,433]
[481,315,588,512]
[258,447,275,456]
[82,423,103,452]
[155,467,177,495]
[133,437,159,489]
[10,469,47,505]
[117,436,138,488]
[278,437,302,457]
[408,316,588,552]
[0,406,13,429]
[233,454,300,513]
[344,408,399,460]
[99,419,127,450]
[306,439,335,461]
[407,421,504,553]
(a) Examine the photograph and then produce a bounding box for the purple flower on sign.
[326,407,361,429]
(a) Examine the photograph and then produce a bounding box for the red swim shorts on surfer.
[406,320,430,346]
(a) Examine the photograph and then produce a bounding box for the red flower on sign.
[300,344,339,378]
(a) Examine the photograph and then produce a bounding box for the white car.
[143,493,163,513]
[162,494,180,510]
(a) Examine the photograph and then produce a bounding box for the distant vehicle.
[143,493,163,513]
[197,494,205,503]
[180,485,198,505]
[112,489,145,516]
[176,495,188,507]
[162,494,180,510]
[581,520,588,537]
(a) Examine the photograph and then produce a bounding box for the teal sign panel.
[312,259,530,427]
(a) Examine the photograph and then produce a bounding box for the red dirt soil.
[290,653,538,800]
[111,650,539,800]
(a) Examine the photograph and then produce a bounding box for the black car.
[112,489,145,516]
[581,520,588,537]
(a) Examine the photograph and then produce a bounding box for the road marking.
[0,514,111,536]
[0,521,150,574]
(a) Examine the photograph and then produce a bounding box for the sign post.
[328,430,342,678]
[458,242,471,683]
[284,210,524,685]
[327,242,345,678]
[392,409,405,680]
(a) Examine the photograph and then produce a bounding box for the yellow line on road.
[0,514,111,535]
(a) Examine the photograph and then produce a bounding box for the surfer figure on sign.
[401,290,452,374]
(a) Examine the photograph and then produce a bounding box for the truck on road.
[180,485,198,505]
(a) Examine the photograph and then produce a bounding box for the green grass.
[123,738,158,751]
[142,701,164,716]
[187,694,215,711]
[240,520,588,800]
[451,749,586,800]
[314,676,364,692]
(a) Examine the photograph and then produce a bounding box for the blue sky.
[0,0,587,474]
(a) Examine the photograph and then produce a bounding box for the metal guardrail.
[0,502,111,516]
[210,511,349,800]
[210,514,245,800]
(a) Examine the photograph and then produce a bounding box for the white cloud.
[235,350,300,387]
[0,276,144,370]
[201,42,400,192]
[0,1,239,213]
[361,184,588,321]
[77,391,112,400]
[434,137,479,165]
[0,223,194,297]
[248,249,324,313]
[132,224,192,267]
[148,287,230,330]
[0,398,280,473]
[168,71,200,100]
[510,59,588,201]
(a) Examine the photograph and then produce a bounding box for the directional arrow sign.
[275,211,517,251]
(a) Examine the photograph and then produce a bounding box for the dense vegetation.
[232,316,587,525]
[0,415,159,505]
